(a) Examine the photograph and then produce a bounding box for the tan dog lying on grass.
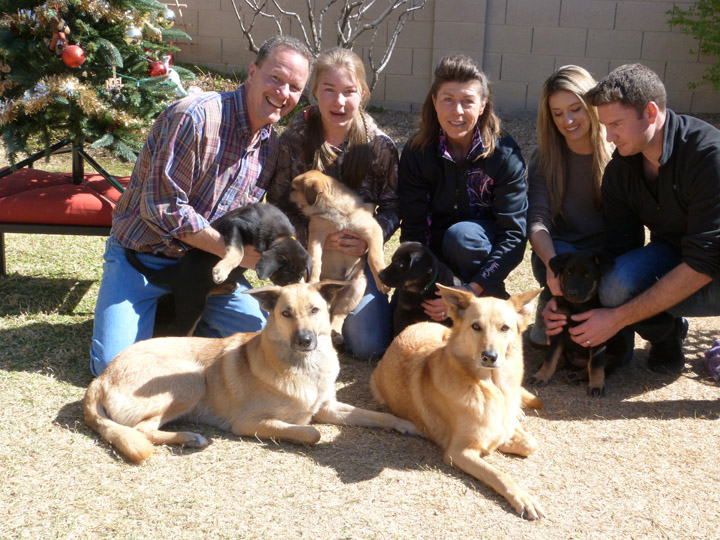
[289,170,390,345]
[84,281,419,464]
[370,285,546,520]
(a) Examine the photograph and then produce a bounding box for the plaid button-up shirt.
[112,85,278,257]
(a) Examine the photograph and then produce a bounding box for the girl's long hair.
[535,65,612,220]
[410,54,500,159]
[305,47,371,190]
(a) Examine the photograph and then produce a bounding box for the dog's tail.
[83,380,154,463]
[520,387,543,409]
[124,248,173,286]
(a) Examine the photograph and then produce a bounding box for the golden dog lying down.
[371,285,545,519]
[84,281,419,463]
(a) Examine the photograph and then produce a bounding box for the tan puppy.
[84,281,419,464]
[370,285,546,520]
[289,170,389,344]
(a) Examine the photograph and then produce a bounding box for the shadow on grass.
[0,273,95,316]
[0,319,95,388]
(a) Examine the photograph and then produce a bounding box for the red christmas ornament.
[62,45,85,68]
[148,60,167,77]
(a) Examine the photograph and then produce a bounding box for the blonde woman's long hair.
[536,65,612,220]
[305,47,371,190]
[410,54,501,159]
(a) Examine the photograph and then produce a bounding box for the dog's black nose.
[481,350,498,367]
[293,330,317,351]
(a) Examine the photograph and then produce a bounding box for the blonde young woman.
[267,47,399,361]
[527,65,612,345]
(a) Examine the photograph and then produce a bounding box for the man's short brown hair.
[585,63,667,118]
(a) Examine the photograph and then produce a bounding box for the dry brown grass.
[1,113,719,540]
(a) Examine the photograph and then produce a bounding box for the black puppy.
[529,251,626,397]
[125,202,312,336]
[379,241,462,336]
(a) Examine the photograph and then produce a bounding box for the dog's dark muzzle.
[480,350,501,368]
[292,329,317,352]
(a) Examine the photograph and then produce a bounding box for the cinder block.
[608,59,667,80]
[432,22,485,51]
[586,29,642,59]
[484,24,532,54]
[506,0,561,27]
[222,37,261,68]
[385,74,432,103]
[486,0,507,25]
[690,91,720,113]
[560,0,615,30]
[501,53,555,82]
[491,80,529,110]
[395,20,434,49]
[553,56,610,81]
[433,0,486,23]
[666,91,693,113]
[664,62,712,92]
[642,31,699,62]
[482,52,502,82]
[412,48,433,77]
[175,36,222,65]
[532,27,587,57]
[616,1,673,32]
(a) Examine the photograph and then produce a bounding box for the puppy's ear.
[437,284,474,319]
[244,285,283,312]
[255,254,281,281]
[305,183,323,206]
[314,280,348,305]
[548,252,574,276]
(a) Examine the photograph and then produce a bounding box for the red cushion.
[0,169,130,227]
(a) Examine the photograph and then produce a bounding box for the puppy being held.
[379,241,462,336]
[83,281,419,464]
[371,285,546,520]
[125,202,312,336]
[530,251,627,397]
[289,170,389,345]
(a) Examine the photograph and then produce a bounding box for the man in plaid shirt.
[90,36,312,376]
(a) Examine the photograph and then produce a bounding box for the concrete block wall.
[173,0,719,113]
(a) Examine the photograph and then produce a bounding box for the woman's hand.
[323,230,368,257]
[545,264,562,296]
[422,293,449,322]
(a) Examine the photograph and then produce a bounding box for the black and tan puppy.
[379,241,463,336]
[529,251,626,396]
[125,202,312,336]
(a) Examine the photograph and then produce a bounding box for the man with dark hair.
[90,35,312,376]
[545,63,720,374]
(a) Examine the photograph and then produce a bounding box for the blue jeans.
[90,236,266,376]
[530,240,577,302]
[341,264,392,361]
[442,220,516,298]
[600,241,720,342]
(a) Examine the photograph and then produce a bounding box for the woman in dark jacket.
[399,54,527,321]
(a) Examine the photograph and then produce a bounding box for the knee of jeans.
[599,272,636,308]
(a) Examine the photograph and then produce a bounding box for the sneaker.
[647,317,689,374]
[529,297,548,347]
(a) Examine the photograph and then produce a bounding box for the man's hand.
[323,230,368,257]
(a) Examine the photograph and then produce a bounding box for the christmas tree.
[0,0,192,166]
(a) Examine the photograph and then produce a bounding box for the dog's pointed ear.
[509,288,543,323]
[314,280,348,305]
[548,252,574,276]
[437,284,474,319]
[244,285,283,312]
